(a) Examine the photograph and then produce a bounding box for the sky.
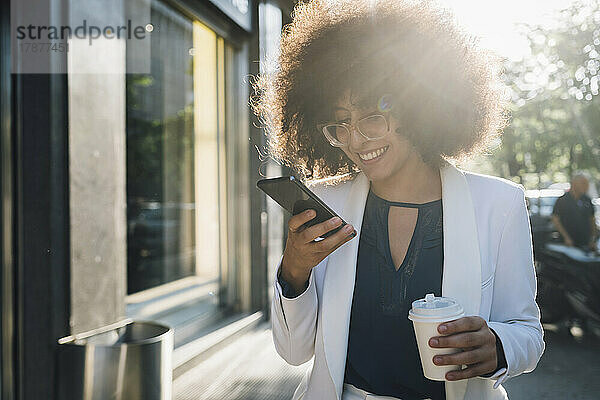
[437,0,581,60]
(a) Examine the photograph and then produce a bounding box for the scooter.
[535,242,600,335]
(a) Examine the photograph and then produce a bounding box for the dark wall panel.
[15,72,70,400]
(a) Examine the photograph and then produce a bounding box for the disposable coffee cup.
[408,293,465,381]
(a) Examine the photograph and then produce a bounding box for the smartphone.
[257,176,351,239]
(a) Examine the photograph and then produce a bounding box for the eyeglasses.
[317,114,390,147]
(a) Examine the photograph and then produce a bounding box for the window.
[126,0,229,296]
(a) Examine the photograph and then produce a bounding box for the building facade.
[1,0,294,398]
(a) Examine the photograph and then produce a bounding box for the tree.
[473,0,600,189]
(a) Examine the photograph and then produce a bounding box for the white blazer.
[271,160,545,400]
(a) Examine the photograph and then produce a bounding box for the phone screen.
[257,176,346,238]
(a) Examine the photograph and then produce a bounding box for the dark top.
[343,189,445,400]
[552,191,595,247]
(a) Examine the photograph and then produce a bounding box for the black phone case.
[257,176,347,238]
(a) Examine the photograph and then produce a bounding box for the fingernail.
[433,356,442,365]
[306,210,315,217]
[330,217,341,225]
[429,338,439,346]
[343,224,353,233]
[438,324,447,333]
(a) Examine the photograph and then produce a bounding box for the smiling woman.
[252,0,508,183]
[253,1,544,400]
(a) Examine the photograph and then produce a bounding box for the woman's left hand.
[428,316,498,381]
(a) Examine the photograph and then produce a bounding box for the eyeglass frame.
[317,113,392,148]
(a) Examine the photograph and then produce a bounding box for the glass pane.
[126,1,223,294]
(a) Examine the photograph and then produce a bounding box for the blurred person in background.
[551,173,598,251]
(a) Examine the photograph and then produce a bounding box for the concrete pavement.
[174,322,600,400]
[503,325,600,399]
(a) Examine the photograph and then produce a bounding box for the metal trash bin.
[57,319,173,400]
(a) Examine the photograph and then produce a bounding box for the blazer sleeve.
[486,186,545,387]
[271,255,318,366]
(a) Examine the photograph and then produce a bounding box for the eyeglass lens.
[325,115,387,144]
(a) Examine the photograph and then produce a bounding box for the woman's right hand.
[280,209,356,293]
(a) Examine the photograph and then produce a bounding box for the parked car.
[127,201,197,294]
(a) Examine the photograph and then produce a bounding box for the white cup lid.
[408,293,464,321]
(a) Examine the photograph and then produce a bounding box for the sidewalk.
[502,324,600,399]
[174,322,600,400]
[174,323,307,400]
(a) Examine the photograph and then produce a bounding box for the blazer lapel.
[321,161,482,400]
[441,161,482,400]
[321,171,370,399]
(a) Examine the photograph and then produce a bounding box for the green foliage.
[126,74,195,202]
[477,0,600,189]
